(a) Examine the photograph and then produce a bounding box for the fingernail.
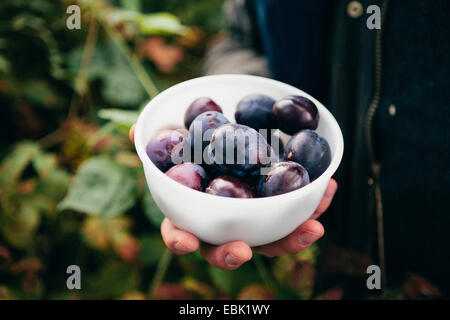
[225,254,241,267]
[298,232,321,246]
[173,242,187,254]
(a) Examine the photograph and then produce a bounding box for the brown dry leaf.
[0,246,12,262]
[111,233,139,263]
[82,217,110,249]
[10,258,43,274]
[402,273,443,299]
[316,287,344,300]
[320,244,374,277]
[153,283,194,300]
[120,291,147,300]
[182,277,215,300]
[177,26,205,48]
[237,284,273,300]
[139,37,184,73]
[60,119,113,169]
[273,257,315,299]
[17,179,36,195]
[115,150,141,168]
[14,101,43,139]
[0,285,13,299]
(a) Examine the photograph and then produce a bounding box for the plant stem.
[148,248,173,298]
[253,254,277,292]
[101,20,159,99]
[68,16,99,118]
[37,128,64,150]
[87,121,117,148]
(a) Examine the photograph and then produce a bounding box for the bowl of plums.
[135,75,343,246]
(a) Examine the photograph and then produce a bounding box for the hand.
[130,124,337,270]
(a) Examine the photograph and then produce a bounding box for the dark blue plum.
[284,129,331,180]
[166,163,207,191]
[261,130,284,159]
[257,161,310,197]
[206,176,254,198]
[189,111,230,162]
[146,129,188,172]
[207,123,276,177]
[184,97,222,129]
[273,95,319,135]
[235,94,275,130]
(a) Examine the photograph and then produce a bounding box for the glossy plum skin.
[235,94,275,130]
[273,95,319,135]
[207,123,276,177]
[189,111,230,152]
[146,129,188,172]
[165,163,207,191]
[184,97,222,129]
[206,176,254,198]
[256,161,310,197]
[262,130,284,159]
[284,129,331,181]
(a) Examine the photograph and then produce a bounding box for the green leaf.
[0,55,11,73]
[142,189,164,227]
[136,13,189,36]
[22,80,62,109]
[0,142,40,186]
[1,200,41,248]
[66,43,110,81]
[85,262,139,299]
[208,267,233,294]
[101,66,146,107]
[139,234,165,266]
[120,0,141,12]
[98,108,139,126]
[58,157,137,217]
[32,151,57,178]
[37,169,70,200]
[208,264,260,296]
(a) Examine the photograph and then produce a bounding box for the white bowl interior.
[135,75,343,246]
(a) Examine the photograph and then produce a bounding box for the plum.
[165,163,207,191]
[146,129,188,172]
[260,130,284,159]
[284,129,331,180]
[235,94,275,130]
[184,97,222,129]
[206,176,254,198]
[273,95,319,135]
[189,111,230,162]
[207,123,276,177]
[257,161,310,197]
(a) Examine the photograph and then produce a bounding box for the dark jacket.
[204,0,450,295]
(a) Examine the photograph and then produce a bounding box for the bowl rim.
[135,74,344,203]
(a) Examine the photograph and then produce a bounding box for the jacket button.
[347,1,363,18]
[388,104,396,116]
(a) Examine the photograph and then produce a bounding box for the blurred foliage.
[0,0,436,300]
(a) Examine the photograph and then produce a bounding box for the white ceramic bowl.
[135,75,344,247]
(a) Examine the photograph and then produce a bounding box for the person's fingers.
[255,219,324,258]
[160,218,200,255]
[129,124,136,144]
[310,179,338,220]
[201,241,253,270]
